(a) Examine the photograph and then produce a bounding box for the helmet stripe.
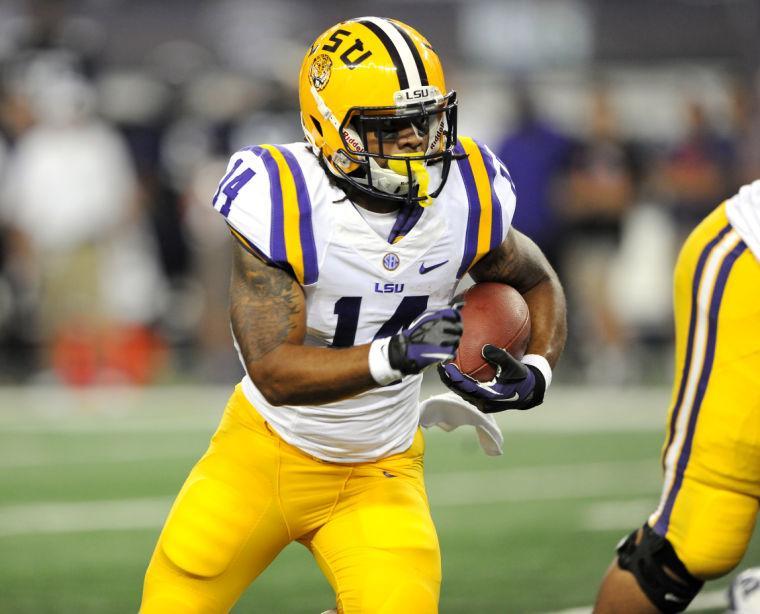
[356,17,422,90]
[356,18,408,89]
[388,21,428,87]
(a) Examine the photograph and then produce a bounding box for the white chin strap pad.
[366,158,410,195]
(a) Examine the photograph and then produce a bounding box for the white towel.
[419,392,504,456]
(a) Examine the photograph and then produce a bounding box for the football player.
[141,17,566,613]
[593,181,760,613]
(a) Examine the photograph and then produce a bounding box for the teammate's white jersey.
[212,137,516,462]
[726,179,760,262]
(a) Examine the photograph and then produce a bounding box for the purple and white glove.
[438,345,548,412]
[368,306,463,385]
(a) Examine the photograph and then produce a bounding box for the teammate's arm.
[230,242,462,406]
[469,228,566,368]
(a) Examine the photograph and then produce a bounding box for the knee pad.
[161,478,258,578]
[616,524,704,613]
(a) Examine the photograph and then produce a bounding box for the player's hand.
[388,306,463,375]
[437,345,546,412]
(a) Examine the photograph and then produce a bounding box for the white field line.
[581,499,660,531]
[0,384,671,434]
[0,497,173,537]
[426,459,660,506]
[0,460,660,537]
[543,587,727,613]
[0,384,669,468]
[0,446,201,469]
[0,419,219,434]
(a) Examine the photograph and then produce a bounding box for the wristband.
[521,354,552,390]
[368,337,404,386]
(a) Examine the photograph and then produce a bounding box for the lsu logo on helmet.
[309,54,332,91]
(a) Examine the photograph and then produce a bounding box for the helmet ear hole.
[310,116,323,137]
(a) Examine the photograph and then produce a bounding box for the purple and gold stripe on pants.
[650,222,747,535]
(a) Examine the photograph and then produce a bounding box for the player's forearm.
[242,343,378,406]
[470,229,567,369]
[521,273,566,369]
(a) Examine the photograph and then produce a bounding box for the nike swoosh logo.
[419,260,449,274]
[488,391,520,402]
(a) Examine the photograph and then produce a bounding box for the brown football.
[452,282,531,382]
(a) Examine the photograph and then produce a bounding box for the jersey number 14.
[332,296,428,347]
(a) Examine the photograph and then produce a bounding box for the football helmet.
[299,17,457,206]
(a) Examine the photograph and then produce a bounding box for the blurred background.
[0,0,759,612]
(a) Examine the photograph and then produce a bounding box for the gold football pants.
[648,203,760,578]
[141,385,441,613]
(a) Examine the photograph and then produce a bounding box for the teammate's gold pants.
[141,385,440,613]
[648,203,760,579]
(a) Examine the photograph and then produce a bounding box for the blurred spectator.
[181,155,241,381]
[0,63,39,379]
[99,69,196,368]
[731,76,760,187]
[0,59,166,385]
[658,99,735,237]
[159,68,267,381]
[495,84,572,266]
[557,88,642,382]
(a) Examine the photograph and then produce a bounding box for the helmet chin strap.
[364,157,409,195]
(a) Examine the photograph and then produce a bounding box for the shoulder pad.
[212,145,319,285]
[452,137,517,278]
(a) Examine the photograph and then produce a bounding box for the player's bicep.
[229,241,306,364]
[469,228,552,294]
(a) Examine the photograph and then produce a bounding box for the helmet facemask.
[333,91,457,207]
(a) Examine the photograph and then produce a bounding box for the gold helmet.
[299,17,458,205]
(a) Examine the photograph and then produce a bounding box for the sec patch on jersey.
[453,282,531,382]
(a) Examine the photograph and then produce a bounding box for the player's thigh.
[661,347,760,579]
[309,476,440,613]
[653,475,759,579]
[141,390,290,613]
[651,217,760,579]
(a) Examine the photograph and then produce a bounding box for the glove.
[388,306,463,375]
[438,344,546,412]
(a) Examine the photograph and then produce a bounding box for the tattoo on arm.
[470,229,550,292]
[229,242,305,362]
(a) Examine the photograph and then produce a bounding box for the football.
[452,282,531,382]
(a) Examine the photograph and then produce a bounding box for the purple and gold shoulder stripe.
[649,223,746,535]
[454,137,508,278]
[248,145,319,286]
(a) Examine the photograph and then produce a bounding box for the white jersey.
[212,137,516,462]
[726,179,760,262]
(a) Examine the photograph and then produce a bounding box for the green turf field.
[0,384,757,613]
